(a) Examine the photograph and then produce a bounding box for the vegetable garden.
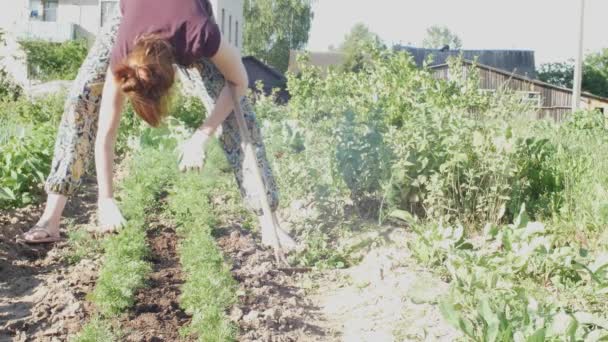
[2,49,608,341]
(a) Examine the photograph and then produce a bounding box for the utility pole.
[572,0,586,112]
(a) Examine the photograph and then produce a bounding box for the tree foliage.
[537,61,574,88]
[538,49,608,97]
[19,39,89,81]
[0,29,22,101]
[243,0,314,72]
[339,23,385,72]
[422,25,463,50]
[583,48,608,97]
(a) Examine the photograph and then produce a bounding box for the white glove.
[178,130,210,172]
[97,198,126,233]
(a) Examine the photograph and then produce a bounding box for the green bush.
[0,94,64,208]
[266,52,542,227]
[19,39,89,81]
[0,68,22,101]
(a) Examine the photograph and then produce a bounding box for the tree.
[0,29,22,101]
[538,49,608,98]
[582,49,608,98]
[339,23,384,72]
[243,0,314,72]
[422,26,462,50]
[538,61,574,88]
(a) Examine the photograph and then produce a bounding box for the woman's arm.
[198,36,249,135]
[95,68,125,199]
[178,36,248,172]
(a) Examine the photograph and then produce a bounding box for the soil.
[217,226,331,342]
[1,176,458,341]
[308,227,460,341]
[118,214,193,342]
[0,177,101,342]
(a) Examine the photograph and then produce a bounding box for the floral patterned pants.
[45,9,279,214]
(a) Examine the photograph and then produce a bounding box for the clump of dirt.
[309,228,460,341]
[217,227,330,342]
[0,177,102,341]
[118,215,193,342]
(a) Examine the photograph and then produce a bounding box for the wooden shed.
[242,56,289,103]
[430,60,608,121]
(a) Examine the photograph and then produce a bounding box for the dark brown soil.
[217,226,329,342]
[118,215,193,342]
[0,177,100,342]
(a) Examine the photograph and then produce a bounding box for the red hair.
[114,35,175,127]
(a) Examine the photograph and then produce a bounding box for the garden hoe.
[229,85,295,267]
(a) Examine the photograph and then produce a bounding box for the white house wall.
[57,0,110,40]
[0,1,29,32]
[209,0,243,51]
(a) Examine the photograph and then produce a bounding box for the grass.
[168,141,238,341]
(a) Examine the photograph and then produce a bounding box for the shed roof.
[396,46,536,78]
[430,60,608,103]
[242,55,289,102]
[288,50,345,74]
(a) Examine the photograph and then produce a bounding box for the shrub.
[0,29,22,101]
[19,39,89,81]
[0,94,64,208]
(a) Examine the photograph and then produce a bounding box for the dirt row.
[117,212,193,342]
[217,225,330,341]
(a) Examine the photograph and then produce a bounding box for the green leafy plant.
[0,94,64,208]
[19,39,89,81]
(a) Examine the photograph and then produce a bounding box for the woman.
[21,0,294,250]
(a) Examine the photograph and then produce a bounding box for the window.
[221,9,225,34]
[43,0,58,22]
[235,21,239,47]
[229,15,232,43]
[518,91,542,108]
[29,0,42,19]
[101,1,118,27]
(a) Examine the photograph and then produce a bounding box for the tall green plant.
[19,39,89,81]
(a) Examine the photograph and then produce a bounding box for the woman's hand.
[97,198,126,232]
[178,130,210,172]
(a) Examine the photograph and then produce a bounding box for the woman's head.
[114,35,175,127]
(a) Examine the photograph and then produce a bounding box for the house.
[289,47,537,78]
[288,50,345,76]
[430,60,608,121]
[0,0,244,50]
[395,46,537,78]
[243,56,289,103]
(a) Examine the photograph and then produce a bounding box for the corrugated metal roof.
[395,46,536,78]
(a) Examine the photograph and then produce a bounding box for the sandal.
[18,225,63,244]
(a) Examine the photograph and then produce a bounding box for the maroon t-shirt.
[110,0,221,72]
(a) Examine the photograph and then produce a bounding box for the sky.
[307,0,608,65]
